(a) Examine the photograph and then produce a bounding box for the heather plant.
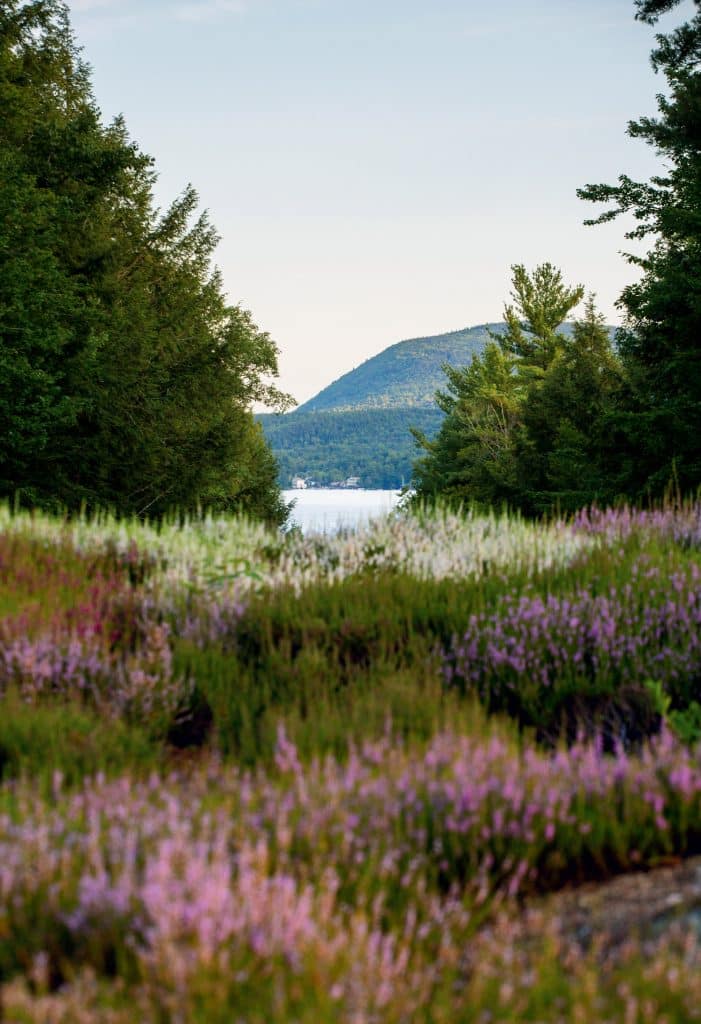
[1,727,701,1020]
[444,558,701,743]
[3,499,701,766]
[572,500,701,550]
[0,530,194,744]
[0,499,602,598]
[173,524,701,760]
[6,924,701,1023]
[0,532,150,635]
[2,500,701,1018]
[7,929,701,1024]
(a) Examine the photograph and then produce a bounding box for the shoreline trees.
[416,0,701,513]
[0,1,291,523]
[578,0,701,499]
[412,265,622,514]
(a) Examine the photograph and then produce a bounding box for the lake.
[282,488,402,534]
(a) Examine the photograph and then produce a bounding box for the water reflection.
[282,489,402,534]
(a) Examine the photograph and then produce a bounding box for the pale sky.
[66,0,692,406]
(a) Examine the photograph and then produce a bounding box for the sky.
[66,0,693,407]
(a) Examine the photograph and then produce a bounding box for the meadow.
[3,500,701,1020]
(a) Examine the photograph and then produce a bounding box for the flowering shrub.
[2,500,701,1018]
[573,501,701,549]
[0,727,701,1019]
[0,500,599,597]
[0,534,188,740]
[444,559,701,740]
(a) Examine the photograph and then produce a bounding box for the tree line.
[4,0,699,524]
[414,0,701,513]
[260,407,443,489]
[0,1,291,524]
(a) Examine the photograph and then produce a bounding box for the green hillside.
[297,324,501,412]
[259,407,443,489]
[261,322,605,489]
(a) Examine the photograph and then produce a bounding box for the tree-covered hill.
[259,407,443,489]
[260,325,498,487]
[297,324,501,412]
[260,325,497,487]
[261,322,608,489]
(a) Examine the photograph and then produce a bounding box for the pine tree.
[0,0,138,505]
[578,0,701,495]
[496,263,584,372]
[0,1,291,522]
[412,264,584,510]
[411,342,521,506]
[518,297,624,512]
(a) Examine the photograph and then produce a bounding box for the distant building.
[291,476,307,489]
[344,476,360,488]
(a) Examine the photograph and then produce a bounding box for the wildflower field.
[4,501,701,1021]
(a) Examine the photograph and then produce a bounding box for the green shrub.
[0,694,159,786]
[670,702,701,746]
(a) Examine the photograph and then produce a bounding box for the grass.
[182,644,494,763]
[0,692,160,788]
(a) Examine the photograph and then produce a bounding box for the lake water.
[282,488,402,534]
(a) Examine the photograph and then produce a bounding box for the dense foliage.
[418,0,701,511]
[578,0,701,498]
[0,0,290,522]
[259,407,442,488]
[412,265,622,513]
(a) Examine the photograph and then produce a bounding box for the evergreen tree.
[0,1,291,523]
[412,342,521,506]
[518,297,625,512]
[496,263,584,372]
[578,0,701,496]
[412,264,583,510]
[0,0,138,506]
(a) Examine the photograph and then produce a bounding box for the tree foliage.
[517,297,625,512]
[0,0,291,523]
[412,265,620,513]
[578,0,701,496]
[496,263,584,371]
[418,0,701,513]
[412,342,521,505]
[261,407,442,489]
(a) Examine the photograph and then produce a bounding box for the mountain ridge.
[296,323,504,413]
[261,320,612,488]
